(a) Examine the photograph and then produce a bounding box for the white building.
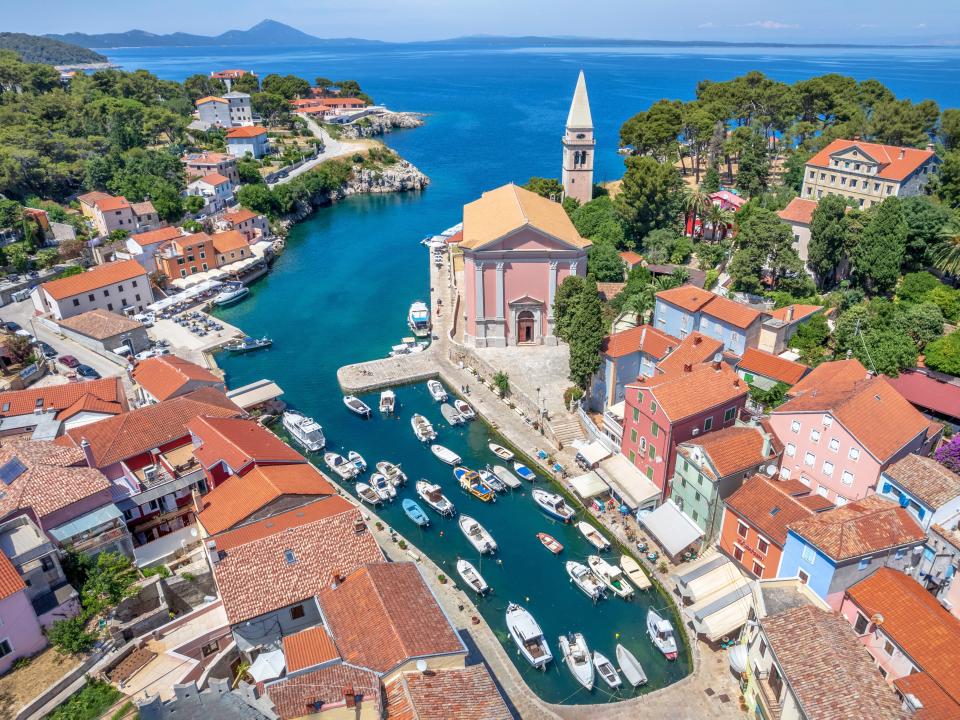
[195,96,232,128]
[31,259,153,320]
[223,92,253,126]
[125,226,184,274]
[186,173,234,214]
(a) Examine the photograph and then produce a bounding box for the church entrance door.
[517,311,535,344]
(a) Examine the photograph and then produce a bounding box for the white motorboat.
[282,411,325,453]
[505,603,552,669]
[416,480,455,517]
[376,461,407,486]
[566,561,605,601]
[408,301,431,338]
[593,651,622,689]
[577,521,611,551]
[489,443,514,461]
[559,633,594,690]
[531,488,575,522]
[370,473,396,501]
[479,468,505,493]
[456,559,489,595]
[347,450,367,473]
[616,644,648,687]
[389,337,427,357]
[213,281,249,306]
[355,483,381,506]
[620,556,652,590]
[440,403,464,426]
[492,465,522,489]
[647,608,679,661]
[454,399,476,420]
[431,444,461,465]
[324,452,357,480]
[225,336,271,353]
[588,555,634,598]
[459,515,497,554]
[411,414,436,442]
[427,379,448,402]
[379,389,396,414]
[513,462,536,482]
[343,395,371,418]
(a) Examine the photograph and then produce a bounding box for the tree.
[937,151,960,209]
[924,331,960,376]
[925,285,960,323]
[901,196,952,271]
[736,129,771,198]
[230,74,260,94]
[852,197,907,295]
[931,221,960,277]
[523,177,563,199]
[615,156,684,244]
[183,74,225,102]
[6,334,34,363]
[184,195,206,214]
[807,194,849,288]
[48,616,96,655]
[897,271,941,305]
[936,434,960,473]
[905,302,945,348]
[749,382,790,410]
[701,164,721,193]
[683,186,709,239]
[237,159,264,185]
[251,92,291,126]
[81,551,137,615]
[790,312,831,365]
[833,300,918,376]
[260,73,310,100]
[237,184,277,216]
[703,203,733,242]
[552,275,586,342]
[35,247,59,269]
[587,239,625,281]
[567,277,605,388]
[782,149,813,193]
[0,199,23,229]
[641,228,692,264]
[942,108,960,150]
[620,99,683,162]
[314,77,334,93]
[728,208,804,293]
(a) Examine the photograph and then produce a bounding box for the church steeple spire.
[562,71,595,205]
[566,70,593,129]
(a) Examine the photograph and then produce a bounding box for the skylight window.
[0,457,27,486]
[283,549,296,565]
[770,506,781,516]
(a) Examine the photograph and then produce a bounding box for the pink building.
[0,552,46,674]
[460,184,590,347]
[768,359,940,505]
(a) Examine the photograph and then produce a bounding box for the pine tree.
[807,194,849,288]
[852,197,907,295]
[567,277,605,388]
[615,156,684,244]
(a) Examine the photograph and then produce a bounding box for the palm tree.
[683,187,709,239]
[704,203,734,243]
[932,223,960,277]
[622,276,681,324]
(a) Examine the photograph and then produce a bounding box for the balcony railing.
[755,676,783,720]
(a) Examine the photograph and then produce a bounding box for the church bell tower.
[562,71,595,205]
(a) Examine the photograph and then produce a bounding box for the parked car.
[3,321,22,333]
[36,341,57,358]
[76,364,101,380]
[59,355,79,369]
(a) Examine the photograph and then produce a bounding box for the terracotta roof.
[94,195,130,212]
[58,309,143,340]
[64,388,241,468]
[656,332,724,375]
[601,324,678,359]
[460,184,590,250]
[619,250,644,267]
[738,348,809,385]
[768,304,822,324]
[226,125,267,139]
[788,495,926,561]
[683,425,777,480]
[131,201,155,217]
[655,285,715,313]
[886,369,960,421]
[701,293,763,329]
[807,138,936,181]
[212,502,382,624]
[883,454,960,509]
[847,568,960,707]
[319,563,464,674]
[196,95,227,105]
[797,494,836,512]
[777,197,818,225]
[198,172,230,186]
[222,208,259,224]
[760,605,905,720]
[787,359,869,398]
[444,231,462,245]
[385,666,512,720]
[41,259,147,301]
[184,152,232,165]
[596,282,625,301]
[188,416,304,473]
[199,465,336,536]
[0,377,124,420]
[266,664,382,720]
[777,478,813,496]
[77,191,111,207]
[129,226,182,248]
[629,361,747,423]
[211,496,349,551]
[211,230,249,254]
[282,625,340,672]
[132,355,222,402]
[725,475,814,545]
[895,673,960,720]
[0,552,25,601]
[0,438,111,521]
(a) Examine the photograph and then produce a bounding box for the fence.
[575,403,620,455]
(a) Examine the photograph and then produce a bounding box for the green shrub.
[47,616,96,656]
[492,371,510,397]
[109,701,135,720]
[141,564,171,579]
[181,572,196,583]
[44,679,121,720]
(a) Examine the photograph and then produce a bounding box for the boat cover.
[570,471,608,500]
[572,439,611,466]
[689,580,754,641]
[639,500,703,557]
[597,454,660,510]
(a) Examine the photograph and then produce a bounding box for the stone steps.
[549,414,586,448]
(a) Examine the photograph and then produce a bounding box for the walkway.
[270,114,371,188]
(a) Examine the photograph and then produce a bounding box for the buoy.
[615,632,620,639]
[525,596,530,602]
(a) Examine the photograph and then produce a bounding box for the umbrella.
[727,645,747,674]
[249,649,286,682]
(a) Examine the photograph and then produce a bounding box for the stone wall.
[161,557,216,615]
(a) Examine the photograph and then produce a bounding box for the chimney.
[762,432,772,458]
[693,336,702,346]
[926,142,935,153]
[713,360,721,371]
[640,327,647,346]
[683,363,693,373]
[899,149,905,160]
[853,134,861,141]
[786,305,795,321]
[80,438,95,468]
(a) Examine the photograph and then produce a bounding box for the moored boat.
[537,532,563,554]
[454,399,475,420]
[376,461,407,486]
[489,443,514,461]
[402,498,430,527]
[577,521,611,551]
[559,633,594,690]
[588,555,634,598]
[379,389,396,414]
[492,465,522,489]
[430,444,461,465]
[427,379,448,402]
[213,281,249,306]
[593,651,622,689]
[282,411,325,452]
[647,608,679,660]
[505,603,552,669]
[478,468,505,492]
[566,561,605,601]
[324,452,357,480]
[370,473,396,501]
[416,480,455,517]
[616,644,647,687]
[531,488,575,522]
[620,556,652,590]
[355,483,381,506]
[225,336,271,353]
[458,515,497,554]
[343,395,371,418]
[513,462,536,482]
[453,467,496,502]
[408,300,431,338]
[456,559,489,595]
[440,403,464,426]
[347,450,367,473]
[411,414,437,442]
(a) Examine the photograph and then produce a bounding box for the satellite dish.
[765,465,776,477]
[416,659,428,673]
[871,613,885,626]
[713,353,722,363]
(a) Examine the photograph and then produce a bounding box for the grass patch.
[109,700,135,720]
[44,679,121,720]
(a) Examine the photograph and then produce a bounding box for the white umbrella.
[249,649,286,682]
[727,644,748,674]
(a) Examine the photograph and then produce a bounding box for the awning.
[607,401,625,421]
[226,379,284,409]
[249,649,285,682]
[48,504,123,542]
[676,558,746,603]
[639,500,703,556]
[689,580,754,641]
[572,440,611,467]
[597,454,661,510]
[570,471,608,500]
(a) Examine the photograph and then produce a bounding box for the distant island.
[0,32,107,64]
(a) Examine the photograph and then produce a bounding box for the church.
[460,72,595,348]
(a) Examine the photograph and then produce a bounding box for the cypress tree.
[567,277,605,388]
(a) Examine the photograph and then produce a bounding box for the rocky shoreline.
[335,111,425,139]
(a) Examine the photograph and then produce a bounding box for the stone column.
[547,261,558,317]
[495,262,505,319]
[474,261,485,319]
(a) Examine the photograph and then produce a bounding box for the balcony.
[754,670,784,720]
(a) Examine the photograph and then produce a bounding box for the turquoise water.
[107,42,960,704]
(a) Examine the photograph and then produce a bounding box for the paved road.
[268,115,369,188]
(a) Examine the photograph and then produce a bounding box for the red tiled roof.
[444,231,463,245]
[188,416,303,473]
[212,495,350,550]
[655,285,715,312]
[883,454,960,509]
[132,356,221,402]
[58,309,142,341]
[768,304,822,324]
[0,551,25,601]
[807,138,936,182]
[738,348,809,385]
[629,361,747,423]
[41,259,147,301]
[797,494,836,512]
[195,95,227,105]
[0,377,125,420]
[226,125,267,139]
[222,209,259,224]
[94,195,130,212]
[266,664,382,720]
[385,666,512,720]
[777,197,818,225]
[601,324,678,359]
[319,562,464,674]
[725,475,814,545]
[787,359,869,397]
[895,673,960,720]
[130,226,182,248]
[282,625,340,672]
[184,151,232,166]
[77,191,111,207]
[701,293,763,329]
[211,230,248,254]
[656,332,724,375]
[683,425,777,480]
[619,251,644,267]
[198,172,230,186]
[886,369,960,421]
[131,201,155,217]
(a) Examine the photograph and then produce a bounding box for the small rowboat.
[347,450,367,473]
[531,488,575,522]
[416,480,455,517]
[488,443,514,461]
[355,483,381,506]
[370,473,396,501]
[459,514,497,554]
[492,465,521,489]
[343,395,371,417]
[440,403,464,426]
[456,559,489,594]
[478,468,505,492]
[431,444,461,465]
[566,561,604,600]
[588,555,634,598]
[559,633,594,690]
[537,532,563,554]
[402,498,430,527]
[427,379,448,402]
[454,398,476,420]
[577,521,611,551]
[620,556,651,590]
[593,651,622,689]
[324,452,357,480]
[513,462,536,482]
[376,461,407,486]
[616,644,648,687]
[453,466,496,502]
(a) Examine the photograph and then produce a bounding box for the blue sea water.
[106,43,960,704]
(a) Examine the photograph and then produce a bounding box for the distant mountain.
[46,19,384,49]
[0,32,107,64]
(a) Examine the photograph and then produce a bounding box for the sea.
[105,42,960,704]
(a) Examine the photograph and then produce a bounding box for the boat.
[376,461,407,486]
[411,414,437,442]
[458,515,497,554]
[324,452,357,480]
[402,498,430,527]
[593,651,622,689]
[566,561,605,601]
[343,395,371,418]
[347,450,367,473]
[537,532,563,554]
[492,465,522,489]
[619,556,652,590]
[225,336,271,353]
[478,468,505,493]
[531,489,575,522]
[453,467,496,502]
[577,521,611,551]
[647,608,679,661]
[558,633,594,690]
[407,300,431,338]
[440,403,464,426]
[456,559,489,595]
[427,379,448,402]
[282,411,325,452]
[431,444,461,465]
[454,399,475,420]
[616,644,648,687]
[370,473,396,501]
[489,443,514,461]
[389,337,427,357]
[379,389,396,414]
[588,555,634,599]
[416,480,455,517]
[355,483,381,506]
[213,281,249,306]
[513,462,536,482]
[505,603,552,669]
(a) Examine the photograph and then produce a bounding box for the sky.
[7,0,959,44]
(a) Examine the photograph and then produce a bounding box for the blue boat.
[402,498,430,527]
[453,466,496,503]
[513,461,536,482]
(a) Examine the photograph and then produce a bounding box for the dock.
[336,349,440,394]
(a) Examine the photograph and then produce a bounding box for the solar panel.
[0,457,27,486]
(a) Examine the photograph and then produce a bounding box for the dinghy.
[505,603,552,669]
[430,444,461,465]
[513,462,536,482]
[478,468,505,493]
[566,561,605,601]
[459,515,497,554]
[619,556,651,590]
[427,379,448,402]
[454,399,475,420]
[647,608,679,660]
[588,555,634,598]
[456,559,489,595]
[440,403,464,426]
[559,633,594,690]
[370,473,396,501]
[492,465,522,489]
[376,461,407,486]
[282,411,325,452]
[453,467,496,502]
[531,488,575,522]
[324,452,357,480]
[343,395,371,418]
[593,651,622,689]
[577,521,611,551]
[378,389,396,414]
[537,532,563,554]
[411,414,436,442]
[416,480,455,517]
[355,483,381,506]
[616,644,648,687]
[488,443,514,461]
[347,450,367,473]
[402,498,430,527]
